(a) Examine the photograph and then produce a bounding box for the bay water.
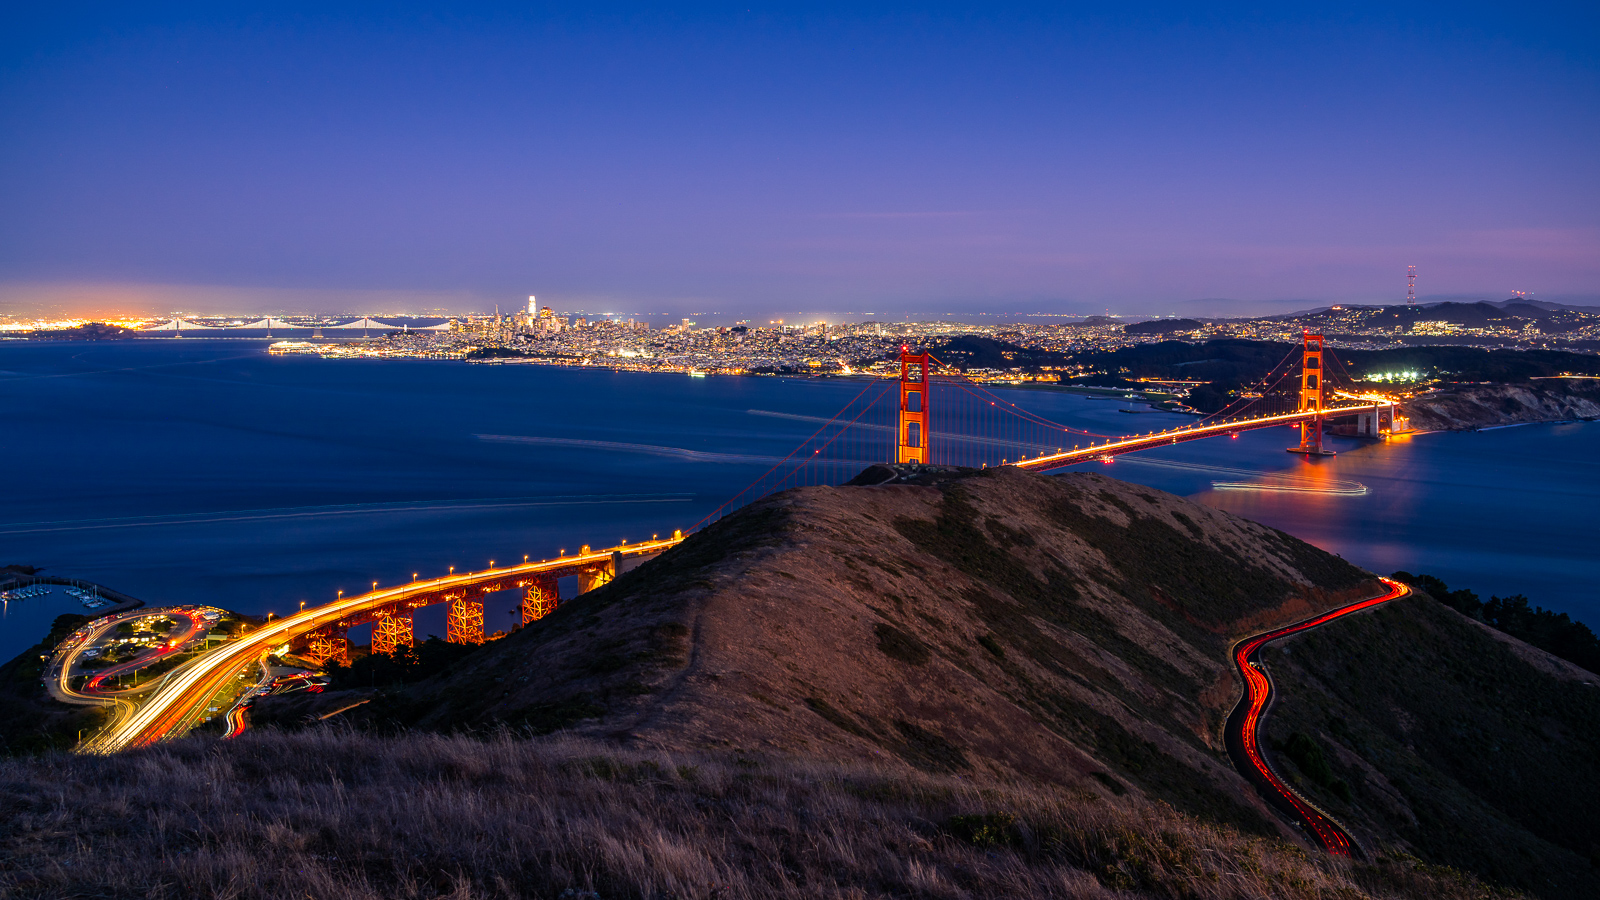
[2,340,1594,662]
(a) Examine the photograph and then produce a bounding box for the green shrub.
[944,813,1019,848]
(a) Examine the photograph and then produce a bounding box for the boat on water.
[64,585,111,608]
[0,585,51,601]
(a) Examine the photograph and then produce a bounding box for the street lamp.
[299,601,306,611]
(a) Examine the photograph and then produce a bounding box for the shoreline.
[1402,380,1600,432]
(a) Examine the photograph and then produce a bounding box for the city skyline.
[7,287,1592,331]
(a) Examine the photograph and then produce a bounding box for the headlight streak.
[1225,577,1409,856]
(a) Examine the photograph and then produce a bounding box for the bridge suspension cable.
[693,377,896,529]
[1194,343,1304,426]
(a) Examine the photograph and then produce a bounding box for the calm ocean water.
[2,339,1595,661]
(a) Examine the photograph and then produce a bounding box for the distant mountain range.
[1123,317,1205,335]
[1275,298,1600,329]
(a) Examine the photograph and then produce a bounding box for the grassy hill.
[3,466,1592,898]
[0,729,1515,900]
[283,468,1379,837]
[0,613,106,755]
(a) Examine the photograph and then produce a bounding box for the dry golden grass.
[0,728,1517,900]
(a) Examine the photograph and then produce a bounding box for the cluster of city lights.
[0,317,154,332]
[1363,371,1422,382]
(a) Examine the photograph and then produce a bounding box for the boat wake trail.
[476,433,791,464]
[1114,457,1367,495]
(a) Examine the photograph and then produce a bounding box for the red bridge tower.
[897,347,930,464]
[1290,332,1335,456]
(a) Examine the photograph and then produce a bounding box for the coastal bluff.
[1405,379,1600,430]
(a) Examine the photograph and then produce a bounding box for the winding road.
[1223,576,1409,856]
[80,610,208,693]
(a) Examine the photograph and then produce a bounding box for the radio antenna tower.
[1407,265,1417,305]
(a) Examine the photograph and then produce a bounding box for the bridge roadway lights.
[291,543,669,656]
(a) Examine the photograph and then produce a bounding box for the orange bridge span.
[90,536,681,752]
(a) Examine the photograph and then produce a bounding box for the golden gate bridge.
[699,331,1403,519]
[78,332,1403,752]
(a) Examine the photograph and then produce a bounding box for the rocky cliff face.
[1405,380,1600,430]
[310,467,1378,841]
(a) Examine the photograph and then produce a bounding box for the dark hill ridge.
[304,467,1379,841]
[1124,317,1205,334]
[258,465,1600,897]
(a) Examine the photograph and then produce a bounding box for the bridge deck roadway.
[88,537,682,753]
[1015,403,1391,472]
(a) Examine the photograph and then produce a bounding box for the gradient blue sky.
[2,3,1597,318]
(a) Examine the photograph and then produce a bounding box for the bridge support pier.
[521,577,558,625]
[446,597,485,645]
[578,557,617,594]
[372,609,415,655]
[304,627,350,667]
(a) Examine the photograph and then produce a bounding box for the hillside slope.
[0,613,104,755]
[295,467,1379,842]
[16,464,1588,897]
[0,730,1518,900]
[1258,593,1600,898]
